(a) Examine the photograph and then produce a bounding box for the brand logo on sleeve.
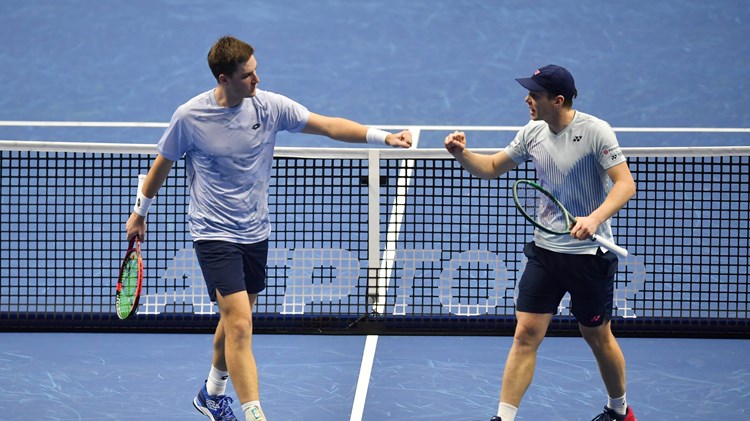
[602,147,620,161]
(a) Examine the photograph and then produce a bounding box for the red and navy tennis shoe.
[591,405,637,421]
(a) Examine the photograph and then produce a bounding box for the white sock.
[497,402,518,421]
[206,365,229,396]
[607,393,627,415]
[242,400,266,421]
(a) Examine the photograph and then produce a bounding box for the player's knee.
[579,322,613,348]
[222,316,253,341]
[512,313,551,349]
[512,325,545,349]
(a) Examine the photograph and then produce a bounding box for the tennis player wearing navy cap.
[444,65,637,421]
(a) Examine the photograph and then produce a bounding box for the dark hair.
[207,36,255,81]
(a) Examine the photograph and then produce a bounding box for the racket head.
[512,179,575,236]
[115,236,143,320]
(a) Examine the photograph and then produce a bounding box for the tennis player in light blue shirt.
[157,88,311,244]
[444,65,638,421]
[126,36,411,421]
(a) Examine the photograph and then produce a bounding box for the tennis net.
[1,141,748,337]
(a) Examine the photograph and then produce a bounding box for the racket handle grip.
[590,234,629,258]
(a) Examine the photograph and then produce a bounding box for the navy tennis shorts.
[193,239,268,302]
[516,242,619,327]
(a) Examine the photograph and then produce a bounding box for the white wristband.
[133,174,155,217]
[366,127,389,145]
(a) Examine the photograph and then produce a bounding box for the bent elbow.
[627,182,637,200]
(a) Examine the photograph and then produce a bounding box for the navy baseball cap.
[515,65,578,100]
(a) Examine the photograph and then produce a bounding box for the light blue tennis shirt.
[504,111,627,255]
[157,89,310,243]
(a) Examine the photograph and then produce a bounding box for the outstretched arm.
[444,131,518,179]
[302,112,412,148]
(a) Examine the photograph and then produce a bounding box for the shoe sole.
[193,397,217,421]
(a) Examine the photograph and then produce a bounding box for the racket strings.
[117,253,140,315]
[519,184,569,233]
[518,183,540,220]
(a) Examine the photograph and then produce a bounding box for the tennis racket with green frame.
[512,179,629,258]
[115,235,143,319]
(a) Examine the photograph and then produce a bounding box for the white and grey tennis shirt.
[504,111,627,255]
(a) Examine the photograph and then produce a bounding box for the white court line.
[0,120,749,133]
[350,335,379,421]
[350,128,421,421]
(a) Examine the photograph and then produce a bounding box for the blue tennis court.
[3,333,749,420]
[1,1,749,420]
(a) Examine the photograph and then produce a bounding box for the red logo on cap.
[603,149,609,155]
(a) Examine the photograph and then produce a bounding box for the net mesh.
[1,144,748,336]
